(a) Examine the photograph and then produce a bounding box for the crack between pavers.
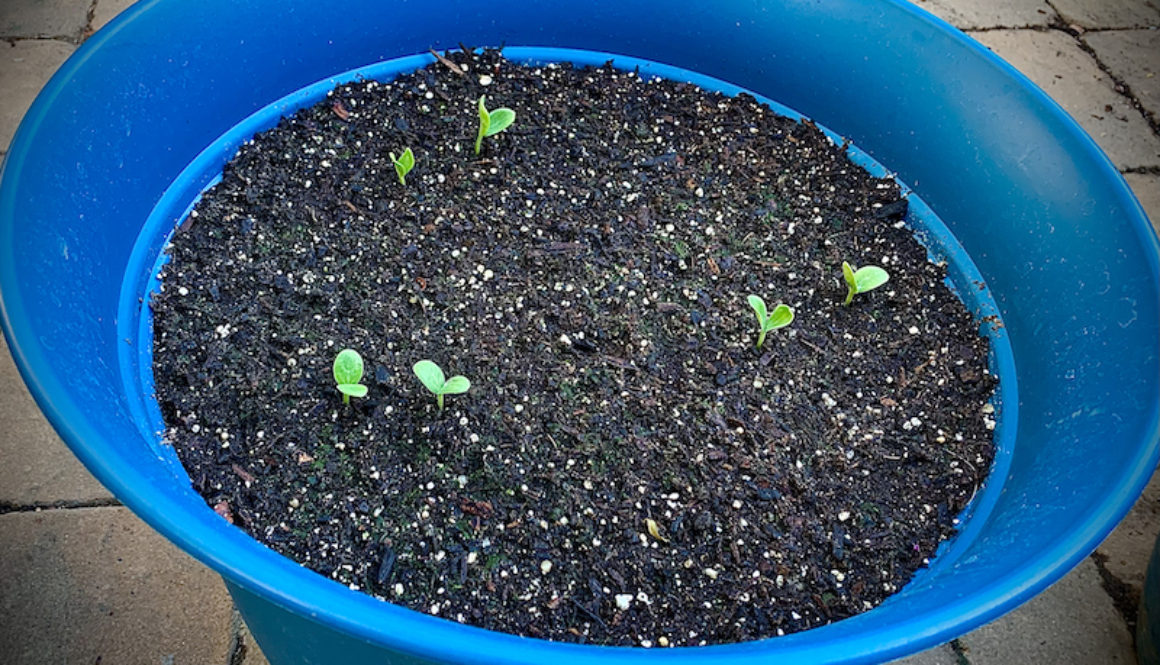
[949,638,973,665]
[0,497,121,515]
[2,35,82,47]
[1122,165,1160,175]
[81,0,97,43]
[978,16,1160,143]
[226,607,248,665]
[1072,36,1160,140]
[1091,551,1141,650]
[960,24,1060,33]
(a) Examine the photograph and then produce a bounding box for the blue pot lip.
[1,0,1158,663]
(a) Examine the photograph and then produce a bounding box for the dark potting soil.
[152,49,997,647]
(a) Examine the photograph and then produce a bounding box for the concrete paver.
[92,0,138,33]
[1085,29,1160,120]
[1051,0,1160,29]
[0,0,90,40]
[0,39,75,151]
[1125,172,1160,232]
[1099,465,1160,595]
[0,506,235,665]
[956,558,1136,664]
[909,0,1057,29]
[0,336,114,506]
[971,28,1160,170]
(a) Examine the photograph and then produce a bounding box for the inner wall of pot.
[119,47,1017,588]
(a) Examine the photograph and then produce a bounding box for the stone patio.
[1,0,1157,662]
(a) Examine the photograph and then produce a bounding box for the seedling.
[333,349,368,404]
[475,95,516,155]
[747,295,794,349]
[842,261,890,306]
[413,359,471,411]
[390,147,415,186]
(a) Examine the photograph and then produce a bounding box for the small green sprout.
[475,95,516,155]
[413,359,471,411]
[333,349,368,404]
[842,261,890,306]
[747,295,794,349]
[390,147,415,186]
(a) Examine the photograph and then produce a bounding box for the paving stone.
[0,336,114,506]
[1125,172,1160,233]
[0,506,234,664]
[971,28,1160,170]
[888,642,962,664]
[956,558,1135,664]
[91,0,138,34]
[0,0,90,40]
[0,39,74,151]
[1086,29,1160,119]
[1098,464,1160,595]
[907,0,1056,29]
[1051,0,1160,29]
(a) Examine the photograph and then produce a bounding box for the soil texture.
[152,48,998,647]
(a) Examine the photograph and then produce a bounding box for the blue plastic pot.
[1,1,1158,663]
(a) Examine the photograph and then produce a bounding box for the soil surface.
[152,48,997,647]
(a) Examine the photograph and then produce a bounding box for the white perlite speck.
[615,594,633,611]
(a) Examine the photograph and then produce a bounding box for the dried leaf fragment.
[645,518,670,543]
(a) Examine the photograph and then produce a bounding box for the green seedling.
[475,95,516,155]
[842,261,890,306]
[390,147,415,186]
[747,295,794,349]
[333,349,368,404]
[413,359,471,411]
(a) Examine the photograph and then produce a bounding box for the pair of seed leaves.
[747,295,794,349]
[389,148,414,186]
[842,261,890,306]
[475,95,516,155]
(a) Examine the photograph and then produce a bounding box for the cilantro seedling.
[842,261,890,306]
[475,95,516,155]
[390,147,415,186]
[413,359,471,411]
[333,349,368,404]
[747,295,794,349]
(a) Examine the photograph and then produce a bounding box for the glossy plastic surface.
[1,1,1158,663]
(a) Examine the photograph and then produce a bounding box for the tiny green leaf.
[485,108,516,136]
[854,266,890,293]
[413,360,446,395]
[337,384,368,398]
[333,349,366,404]
[747,294,768,324]
[767,303,794,330]
[390,147,415,186]
[475,96,490,155]
[334,349,364,385]
[441,375,471,395]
